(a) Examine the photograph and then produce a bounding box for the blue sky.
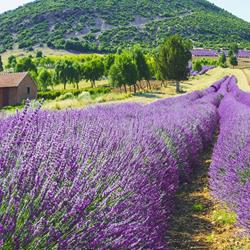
[208,0,250,22]
[0,0,249,22]
[0,0,35,13]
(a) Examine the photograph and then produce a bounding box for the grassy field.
[1,47,102,64]
[2,66,250,113]
[38,67,250,111]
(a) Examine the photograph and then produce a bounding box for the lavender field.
[0,76,249,249]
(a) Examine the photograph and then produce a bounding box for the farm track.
[166,139,250,250]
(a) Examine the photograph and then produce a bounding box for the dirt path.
[166,142,250,250]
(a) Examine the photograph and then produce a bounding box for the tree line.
[1,35,232,93]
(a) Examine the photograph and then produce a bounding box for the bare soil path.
[166,141,250,250]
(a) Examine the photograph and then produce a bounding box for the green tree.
[7,55,17,68]
[109,52,138,93]
[218,52,227,67]
[153,52,165,86]
[36,51,43,58]
[103,54,115,77]
[228,49,234,57]
[132,45,151,89]
[193,60,202,72]
[109,63,124,90]
[157,35,192,92]
[15,57,37,74]
[229,55,238,68]
[230,43,239,55]
[55,60,74,89]
[0,56,3,72]
[38,69,52,91]
[82,59,104,88]
[70,62,81,89]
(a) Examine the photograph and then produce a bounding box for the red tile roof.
[0,72,29,88]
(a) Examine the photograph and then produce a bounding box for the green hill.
[1,0,250,53]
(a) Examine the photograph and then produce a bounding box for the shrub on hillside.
[78,91,91,101]
[56,92,75,101]
[37,87,111,100]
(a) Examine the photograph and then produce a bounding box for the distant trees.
[36,51,43,58]
[132,45,151,89]
[157,35,192,92]
[229,55,238,68]
[2,35,225,95]
[193,60,202,72]
[109,51,138,93]
[71,62,81,89]
[103,54,115,77]
[218,52,227,67]
[55,60,74,89]
[0,56,3,72]
[7,55,17,68]
[38,69,52,91]
[15,57,37,74]
[230,43,239,56]
[82,59,104,88]
[228,49,234,58]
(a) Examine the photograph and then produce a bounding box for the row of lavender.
[190,65,215,76]
[209,76,250,233]
[0,78,227,249]
[192,49,250,58]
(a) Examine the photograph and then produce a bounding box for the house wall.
[16,75,37,104]
[0,87,18,108]
[8,88,18,106]
[0,88,3,108]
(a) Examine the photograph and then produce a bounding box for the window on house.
[27,87,30,95]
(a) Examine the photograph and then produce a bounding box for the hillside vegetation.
[1,0,250,53]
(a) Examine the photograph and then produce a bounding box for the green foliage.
[109,63,124,88]
[228,49,234,57]
[109,51,138,92]
[55,60,77,89]
[0,56,3,71]
[37,69,52,91]
[133,45,151,81]
[218,52,227,67]
[82,58,104,88]
[77,91,91,101]
[157,35,192,92]
[212,208,237,225]
[7,55,17,69]
[56,92,75,101]
[229,55,238,68]
[192,203,205,212]
[15,57,37,74]
[193,57,218,71]
[36,51,43,58]
[1,0,250,52]
[37,87,110,100]
[103,54,115,77]
[230,43,239,55]
[193,60,202,72]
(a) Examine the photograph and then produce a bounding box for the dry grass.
[52,79,108,91]
[42,92,132,110]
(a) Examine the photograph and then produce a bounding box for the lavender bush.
[0,81,221,249]
[190,65,215,77]
[209,77,250,233]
